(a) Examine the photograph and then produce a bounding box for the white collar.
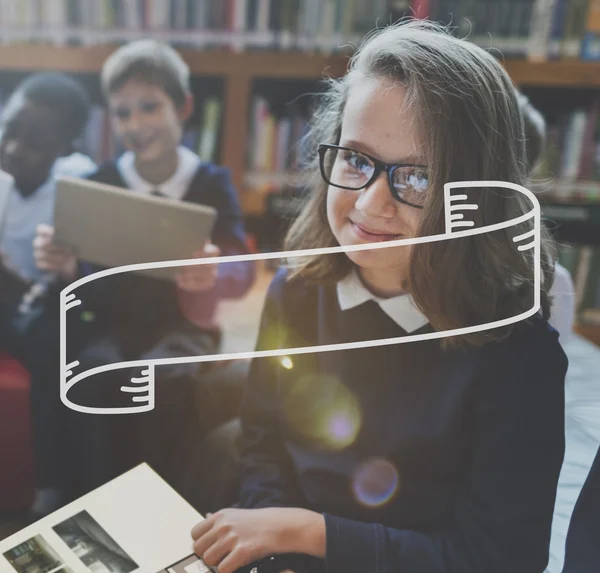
[336,269,429,333]
[116,146,201,200]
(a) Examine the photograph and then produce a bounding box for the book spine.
[257,0,271,32]
[579,98,600,179]
[580,247,600,314]
[581,0,600,59]
[561,110,588,181]
[548,0,569,57]
[411,0,431,18]
[198,97,223,162]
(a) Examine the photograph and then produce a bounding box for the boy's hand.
[33,224,77,282]
[191,507,325,573]
[176,242,221,293]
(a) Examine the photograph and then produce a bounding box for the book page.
[0,464,209,573]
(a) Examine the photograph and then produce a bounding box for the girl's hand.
[191,508,325,573]
[176,242,221,293]
[33,224,77,282]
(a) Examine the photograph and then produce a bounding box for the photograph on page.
[3,534,75,573]
[0,465,205,573]
[52,510,138,573]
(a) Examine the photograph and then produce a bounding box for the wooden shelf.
[0,44,350,79]
[1,44,600,86]
[2,43,600,214]
[503,59,600,88]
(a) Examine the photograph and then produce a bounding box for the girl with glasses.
[192,20,566,573]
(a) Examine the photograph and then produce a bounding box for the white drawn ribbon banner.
[60,182,541,414]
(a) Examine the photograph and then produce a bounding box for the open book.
[0,464,212,573]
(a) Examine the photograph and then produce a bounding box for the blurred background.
[0,2,599,572]
[0,1,597,339]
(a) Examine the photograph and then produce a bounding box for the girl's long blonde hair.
[285,20,555,348]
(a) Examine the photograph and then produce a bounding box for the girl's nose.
[354,172,396,218]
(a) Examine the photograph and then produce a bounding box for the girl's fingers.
[201,535,235,569]
[191,517,213,540]
[216,545,255,573]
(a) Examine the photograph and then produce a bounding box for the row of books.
[0,0,598,59]
[0,0,393,51]
[536,97,600,202]
[79,96,223,165]
[558,242,600,325]
[431,0,600,59]
[246,96,311,189]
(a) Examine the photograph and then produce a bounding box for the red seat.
[0,353,34,512]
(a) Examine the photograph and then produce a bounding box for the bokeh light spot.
[282,374,362,450]
[280,356,294,370]
[352,458,400,508]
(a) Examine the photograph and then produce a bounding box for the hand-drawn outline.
[60,181,541,414]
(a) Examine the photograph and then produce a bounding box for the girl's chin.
[345,250,399,269]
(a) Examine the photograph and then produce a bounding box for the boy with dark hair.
[35,40,255,507]
[0,72,95,518]
[0,72,94,288]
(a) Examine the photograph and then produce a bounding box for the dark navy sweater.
[238,268,568,573]
[71,160,255,344]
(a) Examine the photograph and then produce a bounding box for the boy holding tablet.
[33,40,255,509]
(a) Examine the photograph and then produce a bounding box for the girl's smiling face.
[326,77,427,297]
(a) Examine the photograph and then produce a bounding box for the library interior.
[0,1,599,572]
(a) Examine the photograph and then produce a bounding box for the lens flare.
[282,374,362,450]
[280,356,294,370]
[352,458,400,508]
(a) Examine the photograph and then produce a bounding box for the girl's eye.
[343,151,371,173]
[394,168,429,191]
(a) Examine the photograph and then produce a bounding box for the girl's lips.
[350,221,403,242]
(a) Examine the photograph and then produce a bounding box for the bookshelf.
[2,44,600,203]
[1,40,600,344]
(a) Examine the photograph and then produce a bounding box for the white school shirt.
[336,269,429,334]
[116,146,201,200]
[0,152,96,282]
[337,264,576,341]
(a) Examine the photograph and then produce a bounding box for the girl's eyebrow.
[341,139,427,165]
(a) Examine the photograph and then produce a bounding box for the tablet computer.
[54,176,218,281]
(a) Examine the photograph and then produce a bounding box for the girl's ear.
[179,92,194,123]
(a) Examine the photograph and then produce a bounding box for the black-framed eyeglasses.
[318,143,429,209]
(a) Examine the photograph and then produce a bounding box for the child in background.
[0,72,95,519]
[517,89,576,342]
[191,21,567,573]
[33,40,255,506]
[0,73,94,291]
